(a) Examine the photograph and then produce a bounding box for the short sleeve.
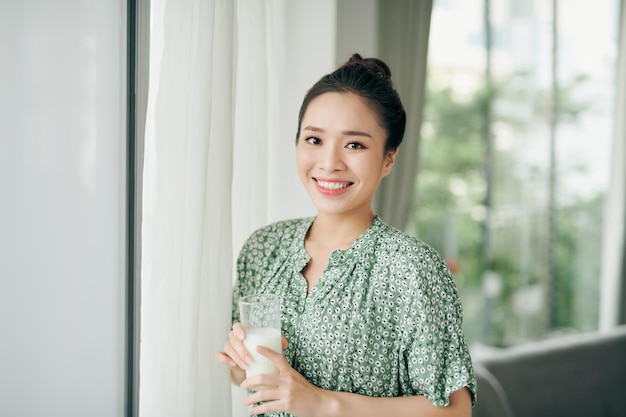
[403,252,477,407]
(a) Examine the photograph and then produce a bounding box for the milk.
[243,326,282,379]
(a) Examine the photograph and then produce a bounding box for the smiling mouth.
[315,179,353,190]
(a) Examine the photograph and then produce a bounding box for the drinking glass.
[239,294,282,384]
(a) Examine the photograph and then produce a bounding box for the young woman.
[216,54,477,417]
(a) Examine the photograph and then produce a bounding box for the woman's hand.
[240,346,328,417]
[215,322,250,385]
[215,323,290,386]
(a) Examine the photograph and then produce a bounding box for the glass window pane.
[417,0,619,348]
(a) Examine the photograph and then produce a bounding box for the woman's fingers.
[232,322,246,340]
[215,322,252,370]
[228,328,253,367]
[257,345,289,372]
[240,355,324,417]
[240,346,290,391]
[240,369,284,393]
[242,381,281,406]
[240,373,280,392]
[223,338,247,369]
[230,323,252,364]
[214,351,237,368]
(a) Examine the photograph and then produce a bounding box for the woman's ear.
[382,148,399,177]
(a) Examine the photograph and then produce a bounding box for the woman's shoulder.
[372,218,453,283]
[250,217,312,237]
[372,219,461,307]
[374,218,443,260]
[242,217,313,249]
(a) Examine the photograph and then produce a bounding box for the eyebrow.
[302,125,373,139]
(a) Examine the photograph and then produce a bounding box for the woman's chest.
[278,269,416,396]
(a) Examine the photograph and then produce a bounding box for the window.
[416,0,620,347]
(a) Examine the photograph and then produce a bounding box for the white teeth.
[317,180,349,190]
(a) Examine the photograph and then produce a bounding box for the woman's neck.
[307,211,375,250]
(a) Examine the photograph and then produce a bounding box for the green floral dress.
[232,216,477,416]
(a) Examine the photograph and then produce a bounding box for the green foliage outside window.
[414,74,603,347]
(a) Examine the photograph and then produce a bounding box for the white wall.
[0,2,126,416]
[335,0,379,64]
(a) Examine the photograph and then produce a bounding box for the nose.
[320,143,345,171]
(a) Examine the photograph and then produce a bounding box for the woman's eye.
[346,142,366,150]
[305,136,321,145]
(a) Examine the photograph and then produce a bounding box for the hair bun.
[345,53,392,80]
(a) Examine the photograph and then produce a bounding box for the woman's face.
[296,92,397,219]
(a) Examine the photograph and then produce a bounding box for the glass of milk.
[239,294,282,388]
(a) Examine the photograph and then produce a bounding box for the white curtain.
[139,0,235,416]
[600,0,626,329]
[231,0,289,254]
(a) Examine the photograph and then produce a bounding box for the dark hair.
[295,53,406,153]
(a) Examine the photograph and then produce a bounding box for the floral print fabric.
[232,216,476,416]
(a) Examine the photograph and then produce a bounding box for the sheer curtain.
[139,0,235,416]
[373,0,433,231]
[231,0,289,254]
[600,0,626,329]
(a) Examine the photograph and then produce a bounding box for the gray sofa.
[472,325,626,417]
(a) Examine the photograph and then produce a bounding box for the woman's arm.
[320,387,471,417]
[240,346,472,417]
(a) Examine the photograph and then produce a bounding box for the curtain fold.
[139,0,234,416]
[600,0,626,329]
[231,0,287,254]
[373,0,433,232]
